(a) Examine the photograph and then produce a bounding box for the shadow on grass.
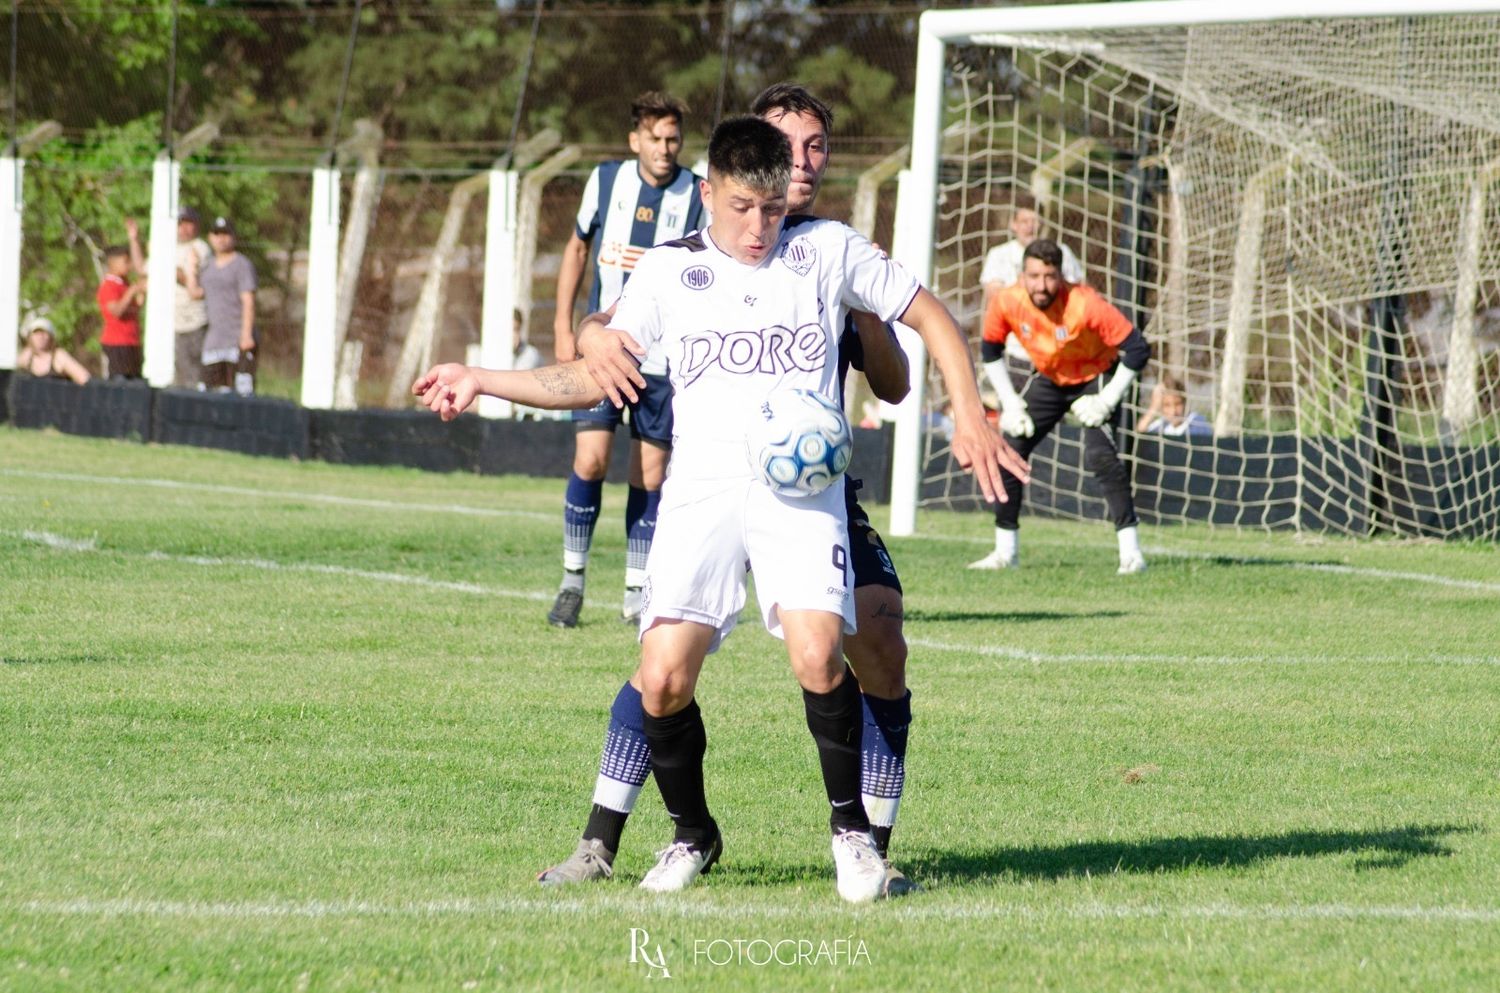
[904,609,1126,625]
[911,823,1477,882]
[608,825,1477,890]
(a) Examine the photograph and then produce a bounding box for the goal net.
[890,1,1500,541]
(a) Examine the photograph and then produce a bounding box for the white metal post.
[478,168,519,419]
[886,20,948,538]
[300,165,341,409]
[143,153,181,387]
[0,156,22,369]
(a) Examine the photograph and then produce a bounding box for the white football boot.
[831,830,886,904]
[639,834,722,893]
[967,548,1019,570]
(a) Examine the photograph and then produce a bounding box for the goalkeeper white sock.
[995,527,1018,562]
[1116,525,1142,561]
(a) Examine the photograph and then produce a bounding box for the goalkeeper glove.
[1070,365,1138,428]
[984,358,1034,438]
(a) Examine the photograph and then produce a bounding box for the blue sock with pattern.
[861,690,911,857]
[624,487,659,590]
[584,682,652,852]
[563,473,604,577]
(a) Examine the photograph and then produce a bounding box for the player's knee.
[787,636,844,693]
[637,668,695,717]
[572,450,609,480]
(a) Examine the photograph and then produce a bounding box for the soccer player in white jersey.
[549,91,705,629]
[541,84,935,899]
[414,116,1026,903]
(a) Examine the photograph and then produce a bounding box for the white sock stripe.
[861,794,900,828]
[590,778,643,813]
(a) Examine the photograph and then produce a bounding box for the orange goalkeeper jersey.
[983,282,1134,386]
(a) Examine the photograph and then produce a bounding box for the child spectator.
[96,244,147,379]
[1136,374,1212,437]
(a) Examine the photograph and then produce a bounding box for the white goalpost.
[889,0,1500,541]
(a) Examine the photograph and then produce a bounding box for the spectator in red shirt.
[96,243,147,380]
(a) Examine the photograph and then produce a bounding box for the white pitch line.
[899,532,1499,595]
[1145,546,1500,595]
[14,529,1493,665]
[0,468,554,522]
[5,529,552,602]
[9,469,1491,594]
[904,637,1500,667]
[14,895,1499,925]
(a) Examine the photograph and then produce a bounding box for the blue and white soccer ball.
[747,389,853,497]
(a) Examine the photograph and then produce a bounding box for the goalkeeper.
[969,239,1151,574]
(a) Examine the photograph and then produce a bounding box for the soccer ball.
[747,389,853,497]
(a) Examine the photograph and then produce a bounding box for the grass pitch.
[2,427,1497,992]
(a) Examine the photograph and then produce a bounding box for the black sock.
[583,805,629,855]
[803,667,872,835]
[641,700,716,848]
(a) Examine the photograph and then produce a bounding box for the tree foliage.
[10,0,936,353]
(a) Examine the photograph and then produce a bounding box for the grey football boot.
[537,837,615,886]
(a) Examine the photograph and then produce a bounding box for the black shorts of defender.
[994,371,1139,532]
[845,477,903,594]
[572,371,674,446]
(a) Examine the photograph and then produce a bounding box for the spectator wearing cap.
[200,216,258,393]
[96,237,147,380]
[174,206,212,388]
[16,315,91,385]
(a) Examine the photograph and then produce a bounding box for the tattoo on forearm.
[535,365,589,396]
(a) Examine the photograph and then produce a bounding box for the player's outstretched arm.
[412,360,606,422]
[575,307,648,408]
[851,310,910,404]
[896,288,1030,503]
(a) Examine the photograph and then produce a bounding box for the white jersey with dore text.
[610,215,919,483]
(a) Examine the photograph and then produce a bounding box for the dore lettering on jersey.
[678,323,828,386]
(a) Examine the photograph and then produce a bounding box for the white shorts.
[639,476,855,654]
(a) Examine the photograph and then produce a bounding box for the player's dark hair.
[104,245,129,263]
[631,90,687,129]
[750,83,833,137]
[707,115,791,196]
[1023,238,1064,271]
[1160,373,1186,395]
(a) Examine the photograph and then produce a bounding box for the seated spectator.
[1136,374,1212,437]
[16,315,91,385]
[513,307,543,372]
[511,308,546,420]
[97,240,147,380]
